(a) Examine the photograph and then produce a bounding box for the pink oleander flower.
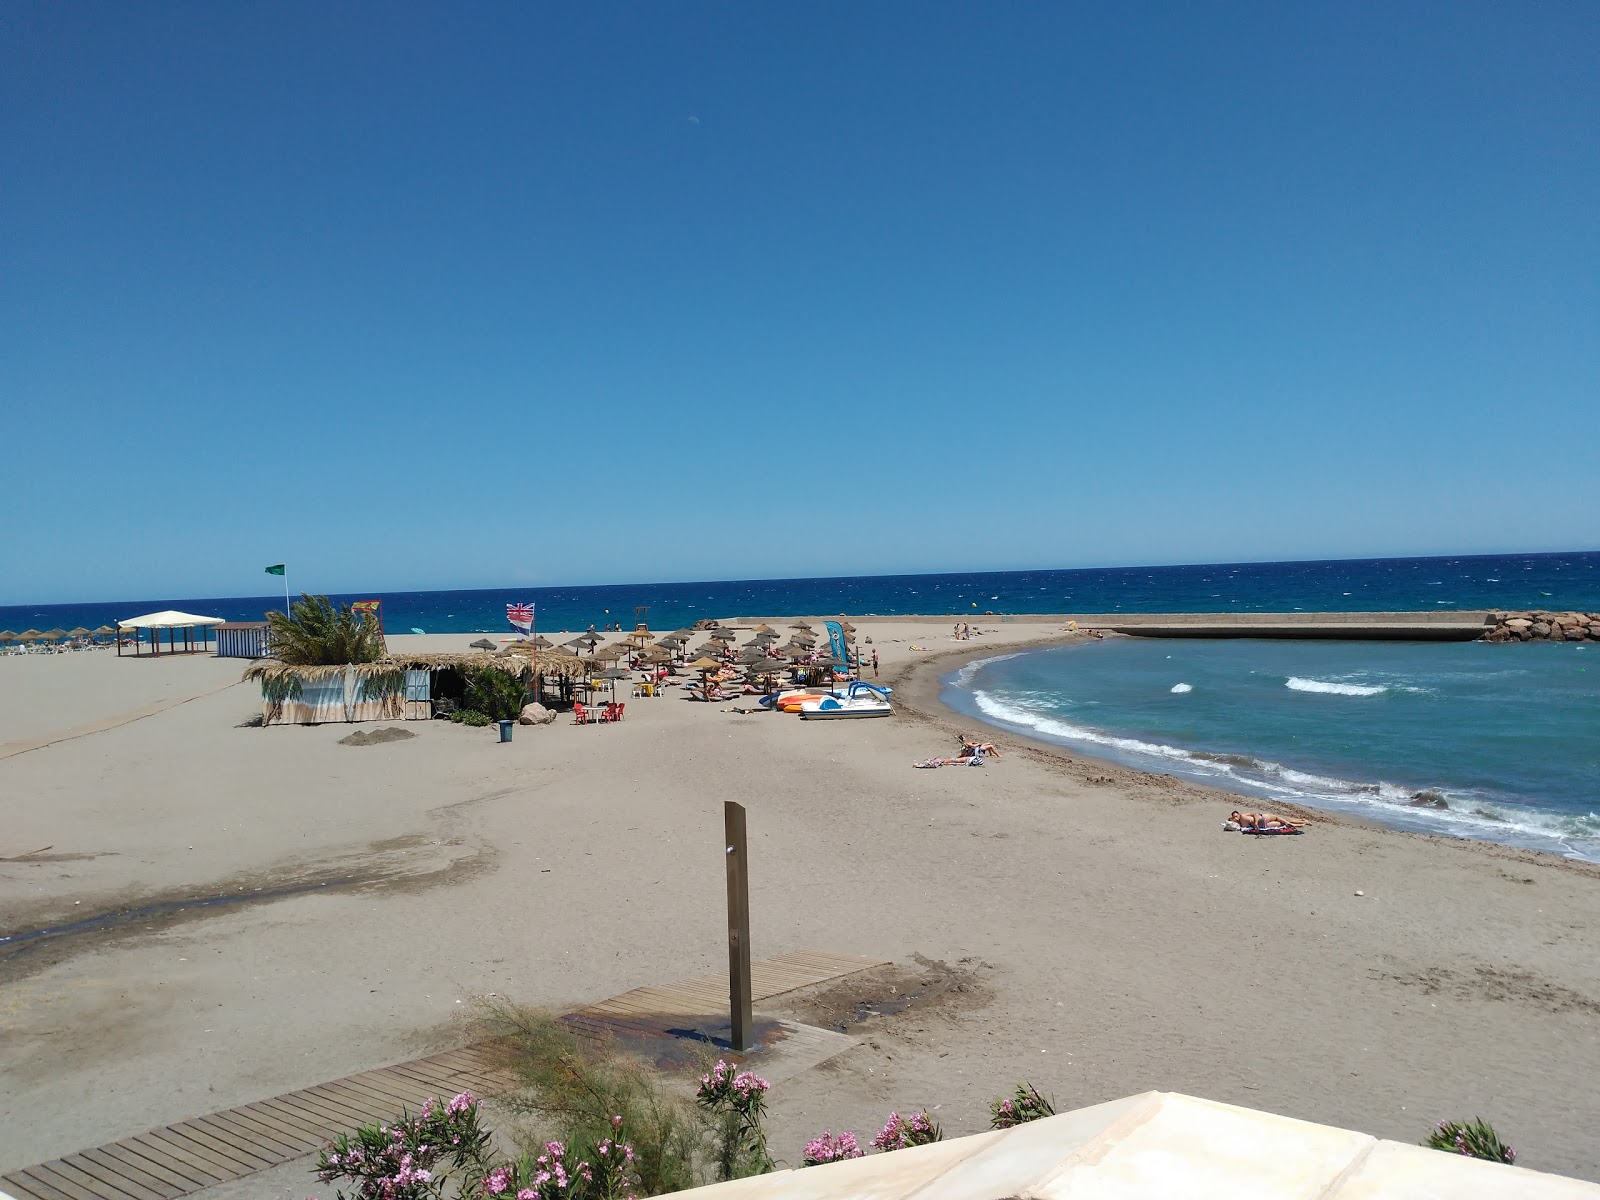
[518,1191,537,1200]
[803,1129,863,1165]
[485,1165,514,1194]
[873,1109,942,1152]
[447,1090,477,1116]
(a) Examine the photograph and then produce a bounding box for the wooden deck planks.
[0,948,887,1200]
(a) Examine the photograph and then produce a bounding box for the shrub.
[473,1002,705,1196]
[695,1060,773,1180]
[1424,1118,1516,1164]
[871,1110,941,1152]
[314,1090,495,1199]
[451,710,494,727]
[802,1130,862,1166]
[989,1083,1055,1129]
[465,668,527,722]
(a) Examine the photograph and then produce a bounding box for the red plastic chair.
[572,702,587,725]
[612,702,625,722]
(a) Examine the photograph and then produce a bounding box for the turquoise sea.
[944,638,1600,861]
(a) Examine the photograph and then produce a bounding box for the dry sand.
[3,620,1599,1193]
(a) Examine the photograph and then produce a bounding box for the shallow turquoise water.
[944,639,1600,861]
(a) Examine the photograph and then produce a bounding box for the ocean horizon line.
[5,547,1597,611]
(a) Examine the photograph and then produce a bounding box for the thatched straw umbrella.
[789,621,813,631]
[43,628,68,642]
[754,622,774,633]
[68,627,92,638]
[18,629,44,642]
[93,625,116,642]
[685,655,723,697]
[469,638,498,650]
[0,631,17,643]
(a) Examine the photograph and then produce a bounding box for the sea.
[942,638,1600,861]
[4,550,1596,636]
[6,550,1597,860]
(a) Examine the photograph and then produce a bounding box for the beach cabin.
[215,621,271,659]
[244,652,550,726]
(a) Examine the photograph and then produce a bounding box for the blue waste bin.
[497,719,514,743]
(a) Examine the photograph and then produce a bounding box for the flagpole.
[284,567,290,617]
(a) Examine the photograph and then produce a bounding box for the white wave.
[951,650,1028,688]
[972,692,1197,763]
[1170,683,1192,693]
[1285,677,1387,697]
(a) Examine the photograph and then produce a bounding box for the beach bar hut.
[117,610,226,656]
[215,621,271,659]
[245,652,544,726]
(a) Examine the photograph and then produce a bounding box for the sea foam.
[1285,677,1386,697]
[1171,683,1193,693]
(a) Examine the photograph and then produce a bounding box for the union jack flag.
[506,602,535,634]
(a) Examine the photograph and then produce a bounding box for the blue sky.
[3,2,1595,603]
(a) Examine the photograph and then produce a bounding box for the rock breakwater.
[1483,611,1600,642]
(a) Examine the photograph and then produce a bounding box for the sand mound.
[338,727,417,747]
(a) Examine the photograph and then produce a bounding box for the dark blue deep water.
[4,551,1595,636]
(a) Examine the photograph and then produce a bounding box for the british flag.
[506,602,535,634]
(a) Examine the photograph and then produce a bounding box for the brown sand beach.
[3,619,1599,1192]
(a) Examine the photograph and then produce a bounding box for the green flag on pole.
[265,564,285,575]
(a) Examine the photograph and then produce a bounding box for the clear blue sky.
[4,2,1595,604]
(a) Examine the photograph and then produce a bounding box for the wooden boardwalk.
[0,949,886,1200]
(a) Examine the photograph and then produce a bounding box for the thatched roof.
[243,651,546,684]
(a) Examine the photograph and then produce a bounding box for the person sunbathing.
[959,737,1001,759]
[1230,810,1305,830]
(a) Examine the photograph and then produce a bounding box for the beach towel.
[1223,821,1303,835]
[914,757,984,769]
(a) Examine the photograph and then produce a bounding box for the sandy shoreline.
[4,618,1600,1189]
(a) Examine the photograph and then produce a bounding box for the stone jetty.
[1483,611,1600,642]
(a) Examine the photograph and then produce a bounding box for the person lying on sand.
[1230,810,1306,830]
[959,737,1001,759]
[914,755,985,768]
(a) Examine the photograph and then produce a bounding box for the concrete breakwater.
[1483,610,1600,642]
[1076,611,1493,641]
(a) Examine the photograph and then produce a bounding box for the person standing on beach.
[872,648,879,677]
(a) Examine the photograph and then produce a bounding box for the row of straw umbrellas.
[496,619,858,699]
[0,626,117,645]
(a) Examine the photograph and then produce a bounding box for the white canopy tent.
[117,610,227,657]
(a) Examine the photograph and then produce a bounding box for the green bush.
[990,1083,1055,1129]
[474,1002,709,1195]
[450,710,494,727]
[464,667,527,722]
[1424,1117,1516,1164]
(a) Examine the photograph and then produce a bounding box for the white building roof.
[116,610,227,629]
[670,1092,1596,1200]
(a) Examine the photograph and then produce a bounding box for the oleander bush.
[989,1082,1055,1129]
[1424,1117,1516,1165]
[474,1002,710,1195]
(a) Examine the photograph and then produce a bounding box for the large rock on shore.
[1482,609,1600,642]
[519,703,556,725]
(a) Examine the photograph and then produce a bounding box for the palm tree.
[266,595,384,665]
